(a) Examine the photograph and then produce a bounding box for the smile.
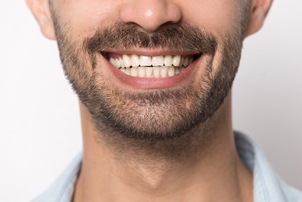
[106,54,200,78]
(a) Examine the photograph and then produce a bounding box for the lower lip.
[100,55,207,90]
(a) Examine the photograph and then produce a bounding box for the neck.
[74,94,253,202]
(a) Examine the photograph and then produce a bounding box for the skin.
[27,0,272,201]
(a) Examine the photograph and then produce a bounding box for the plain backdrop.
[0,1,301,201]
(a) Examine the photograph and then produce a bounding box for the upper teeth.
[109,54,194,69]
[108,54,195,78]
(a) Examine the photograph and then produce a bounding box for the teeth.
[131,54,140,67]
[138,66,145,77]
[145,67,153,77]
[140,56,152,66]
[160,66,168,78]
[118,66,185,78]
[130,66,139,77]
[119,58,124,68]
[110,58,116,66]
[164,55,173,66]
[172,55,181,67]
[168,66,175,77]
[152,56,164,66]
[183,57,189,67]
[153,66,160,78]
[108,54,196,78]
[124,68,131,76]
[123,55,131,68]
[115,58,121,68]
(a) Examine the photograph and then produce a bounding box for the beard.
[51,14,244,142]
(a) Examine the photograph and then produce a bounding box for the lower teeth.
[119,66,185,78]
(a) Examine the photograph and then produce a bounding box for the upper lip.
[101,48,201,57]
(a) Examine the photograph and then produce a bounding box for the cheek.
[183,0,240,37]
[56,0,119,38]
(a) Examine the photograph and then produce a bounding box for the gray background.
[0,1,301,201]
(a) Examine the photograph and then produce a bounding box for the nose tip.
[120,0,182,32]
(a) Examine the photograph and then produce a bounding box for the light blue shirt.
[33,132,302,202]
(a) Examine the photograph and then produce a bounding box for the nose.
[120,0,182,32]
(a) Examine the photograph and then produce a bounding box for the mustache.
[85,22,217,55]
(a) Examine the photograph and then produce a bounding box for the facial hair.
[50,14,244,144]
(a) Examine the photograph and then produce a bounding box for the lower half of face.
[54,20,243,141]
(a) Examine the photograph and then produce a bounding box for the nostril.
[119,0,182,33]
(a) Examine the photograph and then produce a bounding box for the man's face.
[48,0,250,140]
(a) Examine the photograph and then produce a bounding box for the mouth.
[102,52,201,78]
